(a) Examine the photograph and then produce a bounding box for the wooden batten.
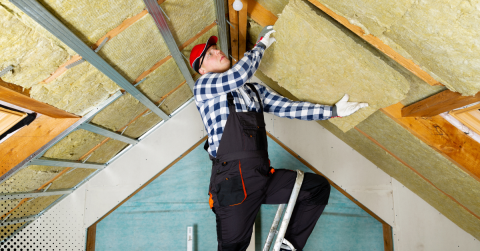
[247,0,278,26]
[0,85,78,118]
[86,223,97,251]
[402,90,480,117]
[383,224,393,251]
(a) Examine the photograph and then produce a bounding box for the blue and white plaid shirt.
[194,45,334,158]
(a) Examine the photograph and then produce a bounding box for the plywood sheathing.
[259,0,410,132]
[0,7,69,88]
[314,0,480,96]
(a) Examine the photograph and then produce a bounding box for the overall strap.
[245,83,264,112]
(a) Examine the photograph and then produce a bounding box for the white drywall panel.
[267,114,395,226]
[4,184,87,250]
[84,102,204,227]
[392,179,480,251]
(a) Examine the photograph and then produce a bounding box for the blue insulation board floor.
[96,137,384,250]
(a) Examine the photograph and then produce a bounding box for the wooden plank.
[266,132,388,225]
[402,90,480,117]
[382,103,480,181]
[228,0,239,63]
[451,104,480,136]
[0,79,30,96]
[86,224,96,251]
[0,86,78,118]
[307,0,442,87]
[247,0,278,27]
[238,0,248,59]
[93,136,208,225]
[383,223,393,251]
[0,107,27,135]
[0,115,80,177]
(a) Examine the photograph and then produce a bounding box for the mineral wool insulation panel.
[317,0,480,95]
[259,0,410,132]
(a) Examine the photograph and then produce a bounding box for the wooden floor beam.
[402,90,480,117]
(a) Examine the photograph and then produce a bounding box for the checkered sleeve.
[194,46,266,102]
[256,83,334,120]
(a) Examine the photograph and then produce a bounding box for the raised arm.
[256,84,336,121]
[194,46,265,102]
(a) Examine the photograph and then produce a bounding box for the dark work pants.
[212,162,331,251]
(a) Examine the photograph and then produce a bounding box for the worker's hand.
[256,26,276,49]
[334,94,368,117]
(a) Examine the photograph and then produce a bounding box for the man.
[189,26,368,251]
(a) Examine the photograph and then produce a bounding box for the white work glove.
[334,94,368,117]
[256,26,276,49]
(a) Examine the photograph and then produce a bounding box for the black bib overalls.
[207,84,331,251]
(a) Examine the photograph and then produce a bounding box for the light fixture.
[233,0,243,11]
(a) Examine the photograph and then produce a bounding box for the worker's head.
[190,36,230,75]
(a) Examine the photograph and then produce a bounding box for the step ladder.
[263,170,304,251]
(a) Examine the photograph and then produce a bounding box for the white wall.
[6,88,480,250]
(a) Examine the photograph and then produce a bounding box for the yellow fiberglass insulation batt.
[0,7,69,88]
[316,0,480,96]
[259,0,410,132]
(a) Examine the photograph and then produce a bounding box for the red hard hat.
[190,36,218,74]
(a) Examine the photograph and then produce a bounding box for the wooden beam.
[307,0,442,87]
[402,90,480,117]
[0,86,78,118]
[247,0,278,27]
[266,132,388,225]
[0,115,79,177]
[228,0,239,62]
[86,223,96,251]
[0,79,30,96]
[383,223,393,251]
[238,0,248,59]
[382,103,480,181]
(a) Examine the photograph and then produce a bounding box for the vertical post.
[383,223,393,251]
[86,223,97,251]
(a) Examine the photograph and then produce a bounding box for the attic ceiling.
[0,0,480,244]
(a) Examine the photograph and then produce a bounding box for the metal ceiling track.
[9,0,170,122]
[143,0,195,91]
[0,90,124,184]
[214,0,230,57]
